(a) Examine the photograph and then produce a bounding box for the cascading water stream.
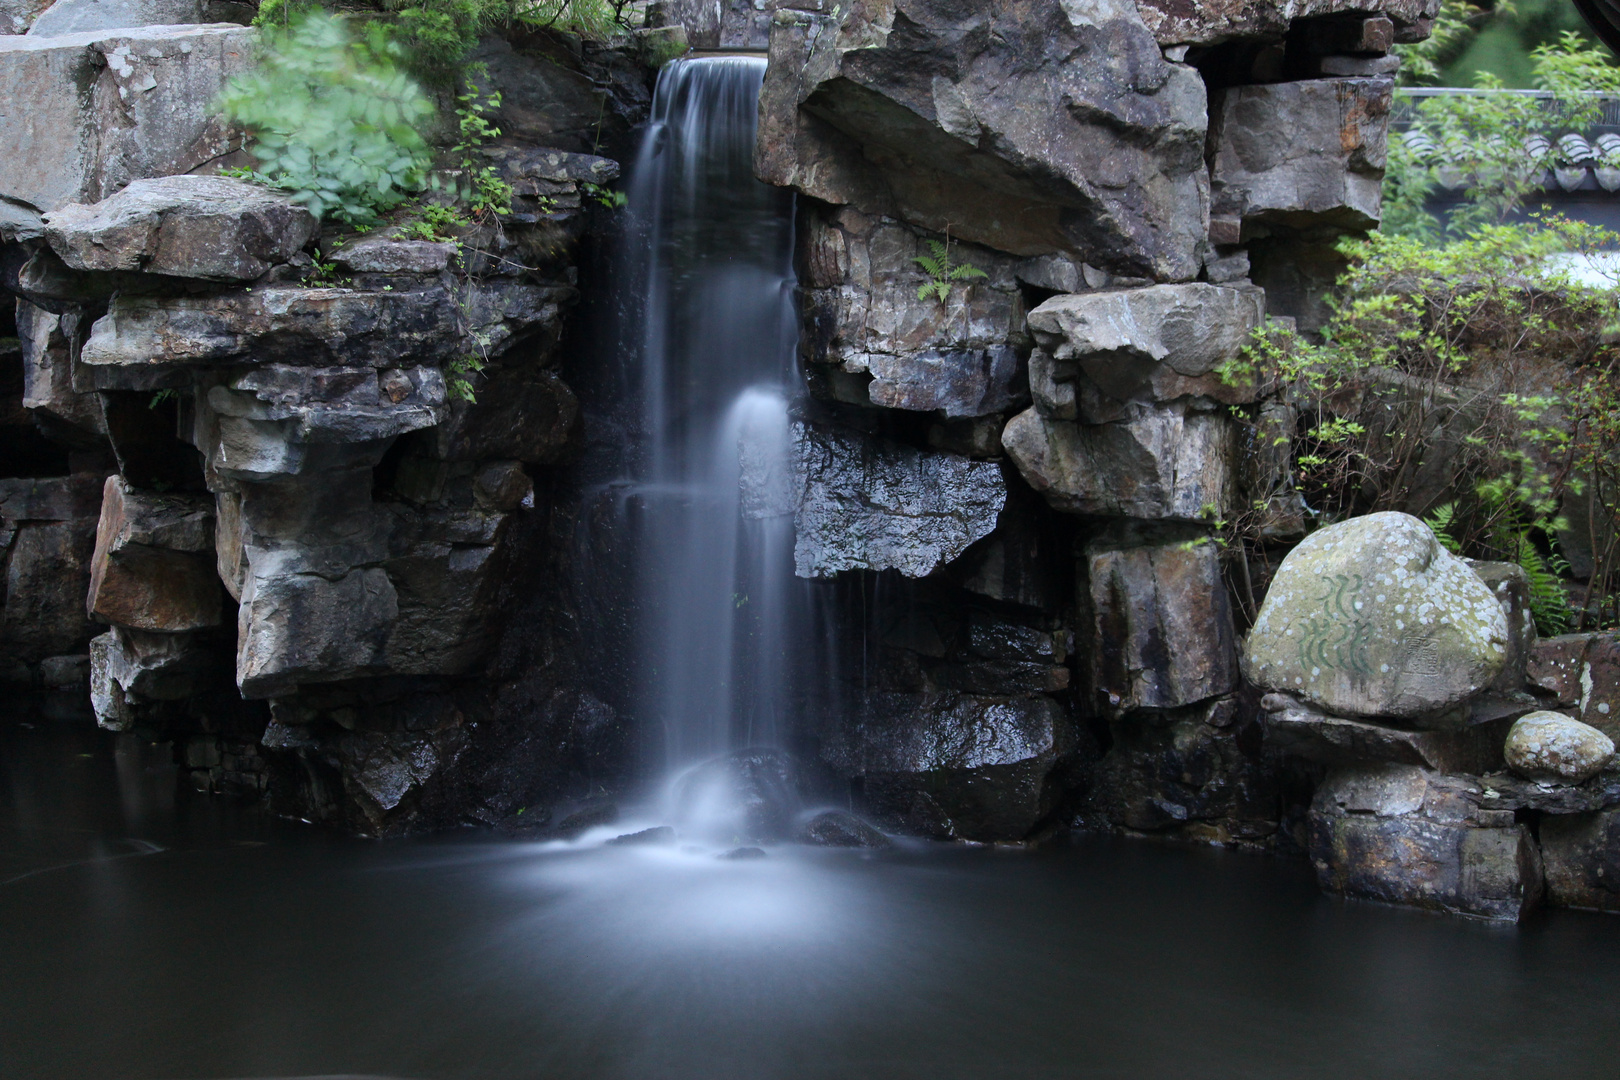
[614,56,806,783]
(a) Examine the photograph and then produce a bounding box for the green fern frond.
[1424,503,1463,553]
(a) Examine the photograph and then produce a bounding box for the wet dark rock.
[1541,807,1620,912]
[798,809,892,849]
[607,825,677,846]
[1528,633,1595,707]
[1579,634,1620,743]
[0,475,105,671]
[672,748,801,844]
[1308,764,1543,921]
[1465,771,1620,814]
[791,420,1005,579]
[1075,705,1280,844]
[824,692,1073,842]
[1084,533,1237,715]
[44,176,318,283]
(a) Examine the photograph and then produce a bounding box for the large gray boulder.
[1084,534,1237,713]
[1504,712,1615,785]
[1243,512,1510,721]
[0,26,252,226]
[1208,78,1393,237]
[28,0,206,36]
[44,176,318,283]
[791,421,1005,579]
[756,0,1209,281]
[1309,763,1543,921]
[1002,399,1236,522]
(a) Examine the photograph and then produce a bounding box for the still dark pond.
[4,719,1620,1080]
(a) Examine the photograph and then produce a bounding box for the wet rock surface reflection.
[5,721,1620,1080]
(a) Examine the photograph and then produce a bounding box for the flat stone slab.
[45,175,318,282]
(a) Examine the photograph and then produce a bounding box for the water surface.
[4,721,1620,1080]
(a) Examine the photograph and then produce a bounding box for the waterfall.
[615,56,805,776]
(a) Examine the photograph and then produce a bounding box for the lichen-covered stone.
[1580,634,1620,743]
[1242,512,1510,721]
[791,421,1005,579]
[44,176,318,282]
[1504,711,1615,785]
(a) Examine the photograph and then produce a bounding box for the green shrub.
[221,9,435,227]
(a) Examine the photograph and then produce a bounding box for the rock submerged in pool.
[1504,712,1615,785]
[718,846,767,860]
[797,809,892,849]
[671,748,801,843]
[607,826,677,846]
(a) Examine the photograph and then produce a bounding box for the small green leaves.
[913,236,985,304]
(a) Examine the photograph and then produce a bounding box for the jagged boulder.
[1243,512,1510,721]
[757,0,1209,281]
[86,475,222,632]
[1026,285,1266,396]
[1208,78,1393,237]
[1309,763,1543,921]
[791,421,1005,579]
[1002,399,1236,522]
[44,176,318,282]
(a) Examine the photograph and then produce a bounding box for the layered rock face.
[0,14,647,828]
[756,0,1415,846]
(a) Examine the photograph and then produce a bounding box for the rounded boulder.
[1242,512,1509,721]
[1505,711,1615,785]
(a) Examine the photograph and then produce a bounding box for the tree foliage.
[220,9,435,226]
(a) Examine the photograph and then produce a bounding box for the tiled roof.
[1393,90,1620,193]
